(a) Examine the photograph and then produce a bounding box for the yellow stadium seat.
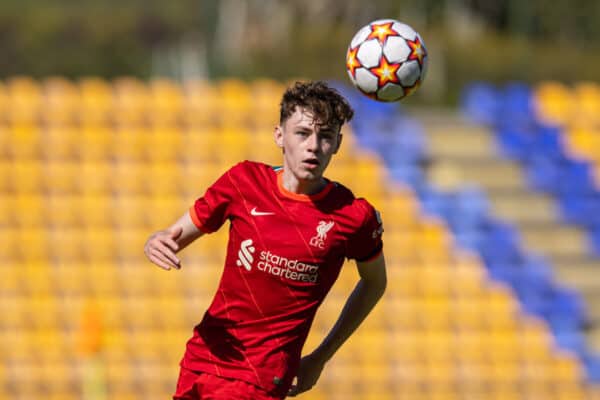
[14,227,49,262]
[85,263,119,297]
[7,123,41,159]
[112,77,149,126]
[381,230,420,264]
[417,263,452,298]
[451,251,486,297]
[112,127,147,162]
[6,76,42,125]
[552,352,585,383]
[182,79,220,128]
[78,125,113,161]
[11,159,44,194]
[416,217,452,263]
[44,160,79,194]
[379,188,421,231]
[453,331,487,363]
[216,128,252,165]
[13,193,44,227]
[111,162,146,195]
[48,228,84,263]
[114,228,148,261]
[148,195,186,229]
[77,161,112,195]
[574,82,600,127]
[42,125,80,161]
[145,163,182,197]
[80,194,112,228]
[46,194,80,227]
[79,77,113,125]
[0,160,10,193]
[82,227,117,262]
[249,78,283,129]
[42,77,79,126]
[417,297,452,331]
[565,127,598,161]
[148,78,184,126]
[486,330,519,363]
[145,126,183,163]
[180,128,220,164]
[20,262,53,297]
[518,316,553,361]
[533,81,572,127]
[217,78,252,128]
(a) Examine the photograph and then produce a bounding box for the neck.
[281,169,326,195]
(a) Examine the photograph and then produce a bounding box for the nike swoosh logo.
[250,207,275,216]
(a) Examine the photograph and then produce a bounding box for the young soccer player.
[144,81,387,399]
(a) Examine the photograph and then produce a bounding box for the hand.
[144,226,183,270]
[288,353,326,397]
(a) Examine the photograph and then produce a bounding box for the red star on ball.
[366,22,400,43]
[369,56,401,87]
[346,47,361,79]
[407,37,427,67]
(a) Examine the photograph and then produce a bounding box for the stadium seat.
[145,126,183,163]
[42,125,80,161]
[112,77,149,126]
[44,160,79,194]
[533,81,573,127]
[79,77,113,125]
[11,159,43,194]
[6,76,42,125]
[148,78,183,126]
[42,76,79,126]
[182,79,220,128]
[79,125,113,161]
[7,123,41,159]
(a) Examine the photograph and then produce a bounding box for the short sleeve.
[189,164,240,233]
[346,200,384,262]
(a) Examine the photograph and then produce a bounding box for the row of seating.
[0,77,284,127]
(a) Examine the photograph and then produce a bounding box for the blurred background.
[1,0,600,399]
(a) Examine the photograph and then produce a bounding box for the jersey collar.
[276,169,334,202]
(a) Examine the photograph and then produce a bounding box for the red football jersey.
[182,161,383,397]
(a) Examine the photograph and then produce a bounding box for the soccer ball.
[346,19,428,102]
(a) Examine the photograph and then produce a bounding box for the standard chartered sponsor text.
[257,250,319,282]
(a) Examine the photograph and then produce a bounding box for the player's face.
[274,107,342,183]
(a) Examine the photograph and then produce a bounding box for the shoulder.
[327,181,381,224]
[227,160,275,179]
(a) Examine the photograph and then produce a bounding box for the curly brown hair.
[279,81,354,129]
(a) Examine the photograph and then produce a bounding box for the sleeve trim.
[189,206,209,233]
[354,242,383,263]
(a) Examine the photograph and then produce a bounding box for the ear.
[333,133,343,154]
[274,125,284,149]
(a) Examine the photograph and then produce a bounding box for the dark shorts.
[173,367,283,400]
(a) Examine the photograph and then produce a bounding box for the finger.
[149,252,172,270]
[154,242,181,267]
[151,248,179,270]
[162,237,180,253]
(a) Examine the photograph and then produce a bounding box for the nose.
[306,132,319,153]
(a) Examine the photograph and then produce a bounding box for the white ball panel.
[392,22,418,40]
[377,83,405,102]
[396,60,421,87]
[382,36,410,64]
[355,68,379,93]
[370,19,396,25]
[356,39,383,68]
[350,25,373,49]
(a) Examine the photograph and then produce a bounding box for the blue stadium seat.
[460,82,499,125]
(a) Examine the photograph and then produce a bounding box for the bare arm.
[288,252,387,396]
[144,211,204,270]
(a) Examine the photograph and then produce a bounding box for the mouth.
[302,158,320,169]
